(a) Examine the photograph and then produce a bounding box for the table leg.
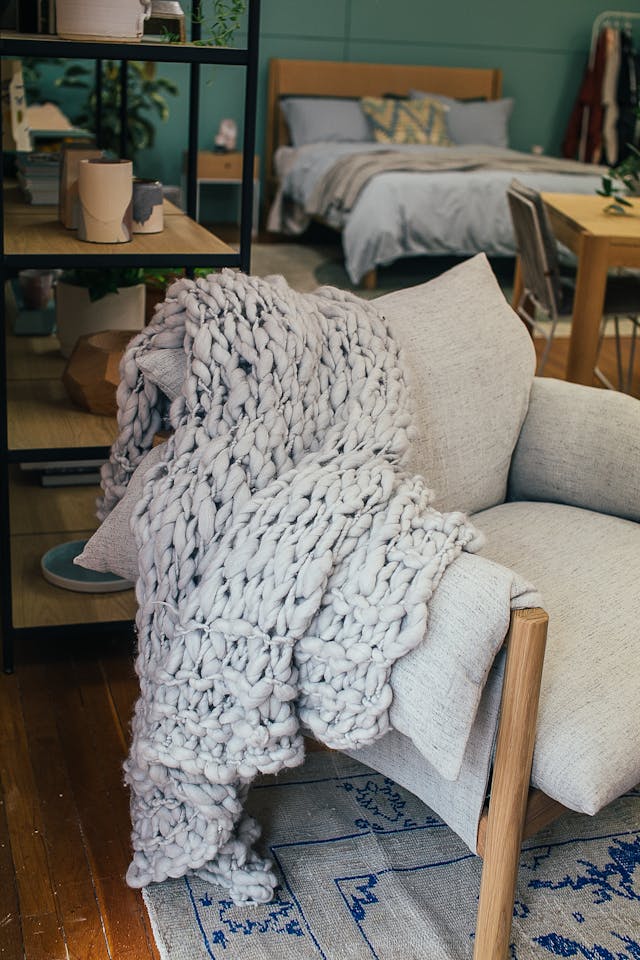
[567,235,610,386]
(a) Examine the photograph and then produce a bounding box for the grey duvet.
[267,143,605,283]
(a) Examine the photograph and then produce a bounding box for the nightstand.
[184,151,260,237]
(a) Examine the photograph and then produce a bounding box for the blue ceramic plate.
[41,539,134,593]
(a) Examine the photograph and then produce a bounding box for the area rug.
[143,750,640,960]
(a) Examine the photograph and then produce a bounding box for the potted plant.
[55,60,179,164]
[598,108,640,214]
[56,268,146,358]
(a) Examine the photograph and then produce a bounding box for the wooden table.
[539,193,640,385]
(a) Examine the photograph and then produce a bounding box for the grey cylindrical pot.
[132,179,164,234]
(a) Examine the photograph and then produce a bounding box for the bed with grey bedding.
[267,142,604,284]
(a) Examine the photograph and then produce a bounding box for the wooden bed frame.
[265,58,503,285]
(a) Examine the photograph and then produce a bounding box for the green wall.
[39,1,640,201]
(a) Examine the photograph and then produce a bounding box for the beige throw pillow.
[75,441,167,581]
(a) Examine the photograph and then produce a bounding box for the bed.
[265,58,605,287]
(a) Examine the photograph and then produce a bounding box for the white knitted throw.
[99,270,481,902]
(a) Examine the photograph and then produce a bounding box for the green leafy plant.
[192,0,246,46]
[60,268,145,302]
[55,61,179,160]
[598,108,640,215]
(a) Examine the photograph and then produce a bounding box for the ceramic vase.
[56,282,145,359]
[56,0,151,41]
[59,145,104,229]
[77,159,133,244]
[132,179,164,234]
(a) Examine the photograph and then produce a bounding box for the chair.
[507,178,640,392]
[350,255,640,958]
[82,254,640,959]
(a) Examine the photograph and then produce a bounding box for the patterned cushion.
[360,96,452,146]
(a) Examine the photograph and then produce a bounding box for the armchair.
[79,254,640,959]
[350,256,640,958]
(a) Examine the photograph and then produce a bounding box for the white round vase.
[56,282,145,359]
[56,0,151,41]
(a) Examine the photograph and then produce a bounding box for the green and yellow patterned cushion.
[360,96,452,145]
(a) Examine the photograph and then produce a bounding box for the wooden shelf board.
[3,184,185,218]
[8,379,118,451]
[11,531,135,630]
[5,205,232,257]
[9,467,101,536]
[6,329,66,381]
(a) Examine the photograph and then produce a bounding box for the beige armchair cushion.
[375,253,536,516]
[508,377,640,523]
[473,499,640,815]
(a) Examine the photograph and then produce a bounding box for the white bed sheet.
[272,143,604,284]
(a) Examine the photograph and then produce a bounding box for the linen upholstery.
[385,549,538,782]
[349,648,506,853]
[473,500,640,814]
[138,348,184,402]
[509,377,640,523]
[77,442,166,580]
[375,253,536,515]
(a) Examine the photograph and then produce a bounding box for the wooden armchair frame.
[473,607,562,959]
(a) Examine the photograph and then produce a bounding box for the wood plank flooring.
[0,332,636,960]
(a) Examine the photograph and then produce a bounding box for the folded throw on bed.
[96,271,481,902]
[307,146,606,219]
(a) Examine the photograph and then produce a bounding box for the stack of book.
[15,150,61,204]
[19,459,104,487]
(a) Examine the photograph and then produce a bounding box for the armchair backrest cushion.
[375,254,536,515]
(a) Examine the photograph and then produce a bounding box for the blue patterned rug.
[143,750,640,959]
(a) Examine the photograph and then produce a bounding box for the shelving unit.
[0,2,261,670]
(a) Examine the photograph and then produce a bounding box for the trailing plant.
[60,268,145,302]
[55,61,179,160]
[192,0,246,46]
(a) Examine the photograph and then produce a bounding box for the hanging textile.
[562,29,608,162]
[602,27,622,165]
[616,27,640,162]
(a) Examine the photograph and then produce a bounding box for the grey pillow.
[138,348,186,401]
[409,89,514,148]
[75,442,168,581]
[281,97,373,146]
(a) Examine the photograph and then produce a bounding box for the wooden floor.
[0,333,637,960]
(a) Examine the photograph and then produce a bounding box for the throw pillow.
[75,441,168,581]
[138,347,185,401]
[280,97,373,147]
[360,96,452,146]
[409,89,514,148]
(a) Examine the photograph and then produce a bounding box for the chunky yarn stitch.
[99,270,481,902]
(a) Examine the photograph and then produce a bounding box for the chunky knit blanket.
[99,270,481,902]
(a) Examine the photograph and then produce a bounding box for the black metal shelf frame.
[0,1,261,671]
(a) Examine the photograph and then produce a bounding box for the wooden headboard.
[265,58,503,196]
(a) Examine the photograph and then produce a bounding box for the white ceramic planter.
[56,282,145,359]
[56,0,151,41]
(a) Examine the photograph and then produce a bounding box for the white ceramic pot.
[56,0,151,41]
[56,282,145,359]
